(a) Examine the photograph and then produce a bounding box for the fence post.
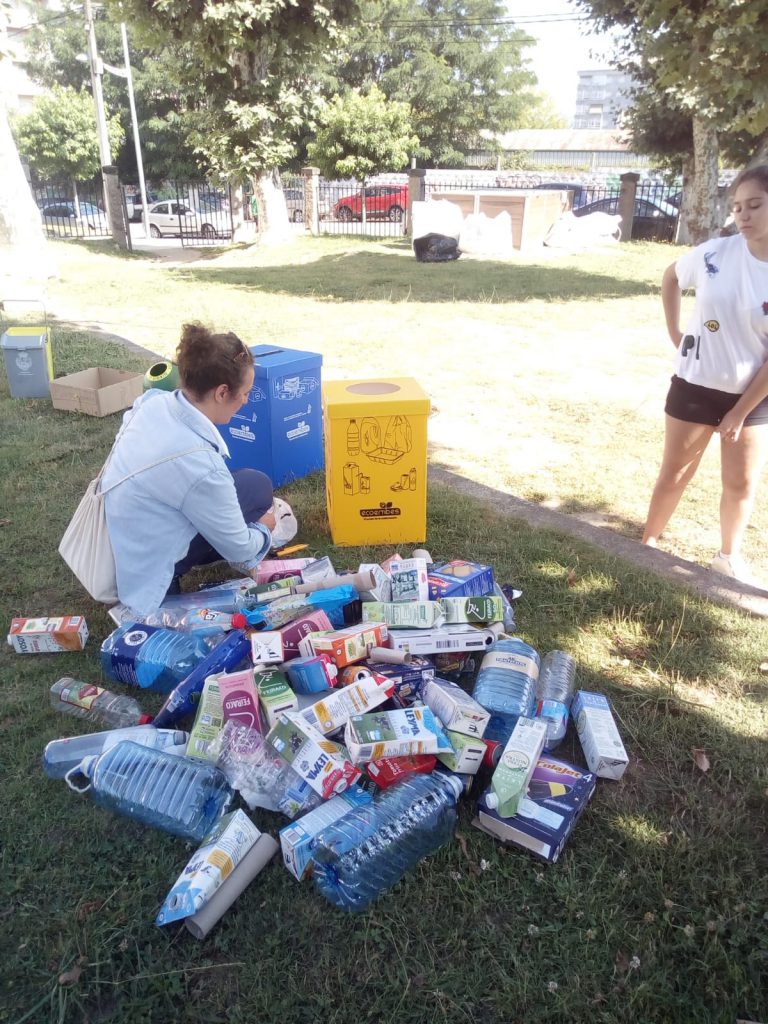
[302,166,320,236]
[407,169,426,237]
[102,166,129,249]
[618,172,639,242]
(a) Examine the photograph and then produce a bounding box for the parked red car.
[333,185,408,222]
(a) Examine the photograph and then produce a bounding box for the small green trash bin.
[1,326,54,399]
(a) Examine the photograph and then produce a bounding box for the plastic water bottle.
[43,726,188,779]
[472,637,540,745]
[535,650,576,751]
[311,773,463,911]
[50,678,152,728]
[70,740,233,841]
[152,629,252,729]
[100,624,210,693]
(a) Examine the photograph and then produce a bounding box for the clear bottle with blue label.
[535,650,576,751]
[311,773,463,912]
[471,637,539,745]
[100,623,210,693]
[70,740,232,842]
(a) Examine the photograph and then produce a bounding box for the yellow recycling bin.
[323,378,430,546]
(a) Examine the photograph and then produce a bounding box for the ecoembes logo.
[360,501,401,519]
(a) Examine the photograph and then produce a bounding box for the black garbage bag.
[413,233,461,262]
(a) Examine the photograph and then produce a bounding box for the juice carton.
[437,730,487,774]
[357,563,392,603]
[427,561,494,600]
[571,690,629,780]
[366,754,437,789]
[344,706,453,763]
[300,672,395,735]
[254,667,298,729]
[484,717,547,818]
[218,669,262,732]
[307,622,388,668]
[267,711,361,798]
[473,756,597,863]
[421,676,490,737]
[362,601,444,629]
[278,610,334,661]
[186,676,224,762]
[385,623,496,656]
[279,784,372,881]
[389,558,430,602]
[439,596,504,624]
[7,615,88,654]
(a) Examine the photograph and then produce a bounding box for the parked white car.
[146,200,224,239]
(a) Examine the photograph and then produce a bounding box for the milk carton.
[280,785,372,881]
[484,717,547,818]
[186,676,224,762]
[362,601,444,629]
[254,667,298,729]
[267,711,360,798]
[571,690,628,780]
[421,677,490,737]
[389,558,429,602]
[437,730,487,774]
[344,707,453,763]
[300,673,394,735]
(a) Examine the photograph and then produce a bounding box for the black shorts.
[664,375,768,427]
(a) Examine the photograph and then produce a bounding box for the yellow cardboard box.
[322,377,430,545]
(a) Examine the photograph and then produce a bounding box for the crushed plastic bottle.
[312,773,463,911]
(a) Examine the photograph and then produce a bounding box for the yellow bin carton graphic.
[323,378,430,546]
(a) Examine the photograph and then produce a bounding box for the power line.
[8,10,79,36]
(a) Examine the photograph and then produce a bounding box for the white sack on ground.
[544,211,622,249]
[411,199,464,242]
[458,211,514,258]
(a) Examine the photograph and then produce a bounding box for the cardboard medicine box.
[7,615,88,654]
[49,367,144,417]
[323,377,430,546]
[219,344,323,487]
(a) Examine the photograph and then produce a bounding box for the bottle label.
[60,683,104,710]
[480,651,539,678]
[106,625,163,686]
[537,699,568,729]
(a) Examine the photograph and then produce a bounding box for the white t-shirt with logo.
[674,234,768,394]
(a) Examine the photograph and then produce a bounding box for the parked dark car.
[573,194,679,241]
[534,182,590,209]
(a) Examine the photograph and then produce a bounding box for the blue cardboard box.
[219,345,323,487]
[427,561,495,600]
[473,756,596,863]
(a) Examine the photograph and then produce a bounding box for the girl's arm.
[718,357,768,442]
[661,262,683,347]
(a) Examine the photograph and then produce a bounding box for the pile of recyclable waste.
[22,552,628,935]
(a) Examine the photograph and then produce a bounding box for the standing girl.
[643,166,768,585]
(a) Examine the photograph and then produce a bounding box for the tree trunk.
[683,115,719,245]
[250,171,292,244]
[0,105,54,285]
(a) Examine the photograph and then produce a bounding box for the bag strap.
[100,446,212,495]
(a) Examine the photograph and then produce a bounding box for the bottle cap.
[138,713,153,725]
[484,791,499,810]
[231,613,247,630]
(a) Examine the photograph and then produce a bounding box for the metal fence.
[122,182,234,246]
[316,177,409,238]
[33,183,111,239]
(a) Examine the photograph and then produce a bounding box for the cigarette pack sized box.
[473,756,597,863]
[572,690,628,780]
[385,623,496,656]
[427,561,494,600]
[308,622,388,667]
[421,676,489,737]
[7,615,88,654]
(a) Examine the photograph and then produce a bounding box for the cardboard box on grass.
[50,367,144,417]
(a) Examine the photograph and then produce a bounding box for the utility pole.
[119,22,149,237]
[83,0,112,168]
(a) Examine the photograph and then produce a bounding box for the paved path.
[62,319,768,620]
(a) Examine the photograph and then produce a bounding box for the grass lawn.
[41,233,768,582]
[0,325,766,1024]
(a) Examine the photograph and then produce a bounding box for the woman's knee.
[231,468,274,519]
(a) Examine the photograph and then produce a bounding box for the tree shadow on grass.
[169,250,658,304]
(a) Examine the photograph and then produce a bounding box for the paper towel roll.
[184,833,279,940]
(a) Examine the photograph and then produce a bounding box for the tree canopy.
[328,0,539,167]
[12,85,124,183]
[308,86,419,180]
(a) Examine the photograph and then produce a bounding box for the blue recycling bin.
[218,344,323,487]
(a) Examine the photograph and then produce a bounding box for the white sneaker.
[709,551,759,586]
